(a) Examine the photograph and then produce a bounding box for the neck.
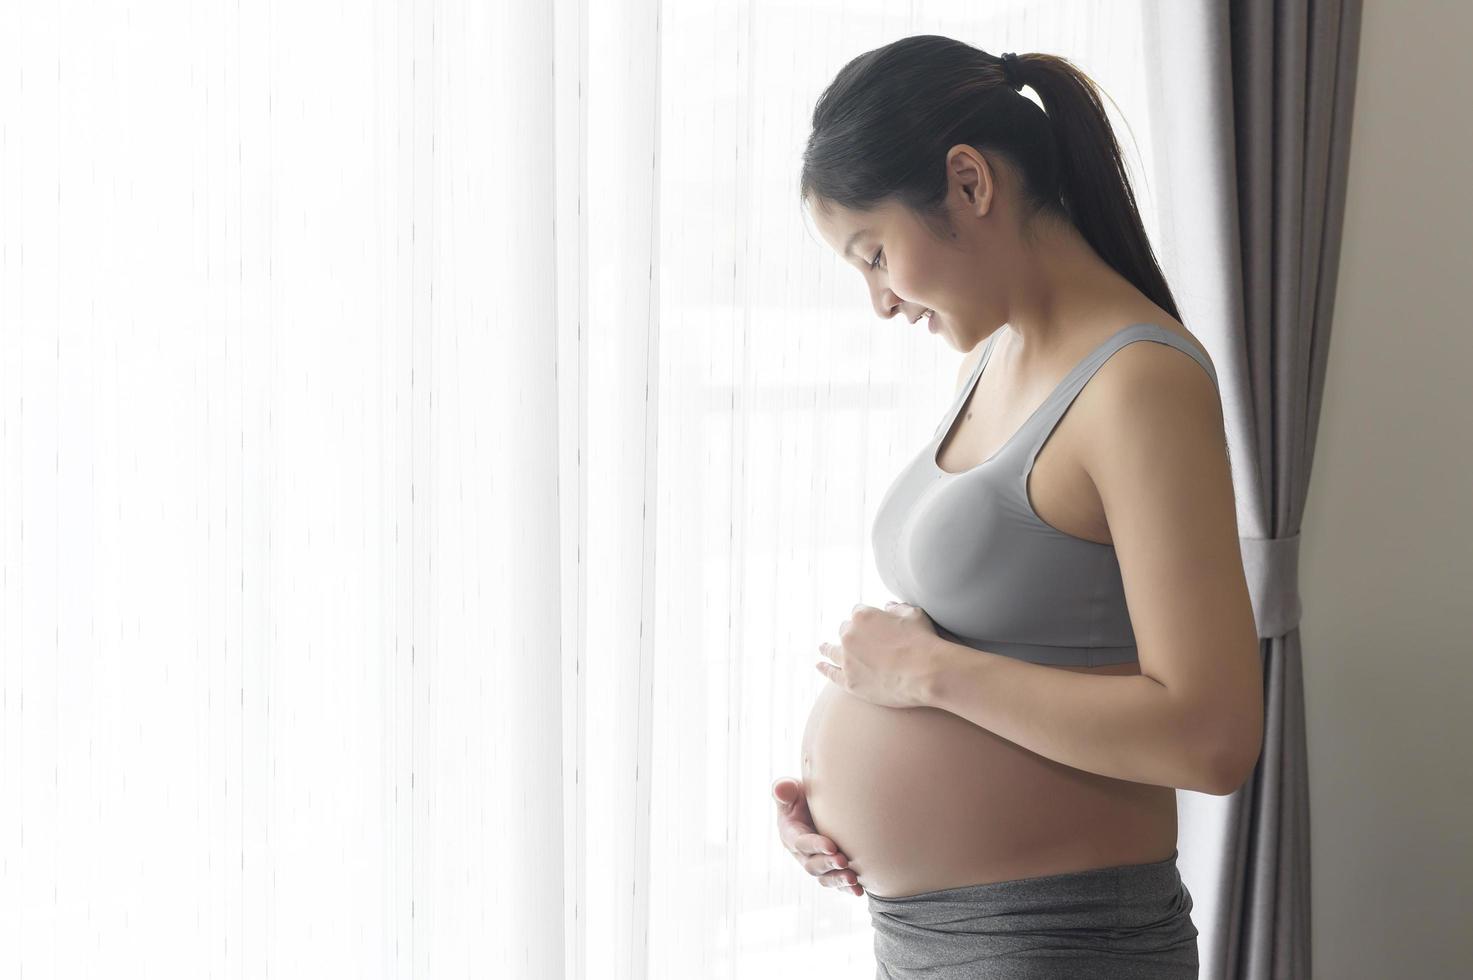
[1001,221,1140,360]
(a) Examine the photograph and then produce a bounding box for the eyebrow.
[843,228,871,260]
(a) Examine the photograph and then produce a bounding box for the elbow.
[1202,732,1262,796]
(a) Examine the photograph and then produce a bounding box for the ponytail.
[1012,52,1180,321]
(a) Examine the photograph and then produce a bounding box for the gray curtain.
[1144,1,1365,978]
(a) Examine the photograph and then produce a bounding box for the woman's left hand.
[816,601,942,709]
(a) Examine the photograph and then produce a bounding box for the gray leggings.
[866,850,1199,979]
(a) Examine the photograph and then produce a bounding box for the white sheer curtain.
[1,2,1209,977]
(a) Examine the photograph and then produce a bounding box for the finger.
[771,777,802,807]
[814,662,847,691]
[779,819,809,853]
[818,869,861,891]
[802,850,848,876]
[778,818,822,852]
[776,811,817,851]
[773,779,814,821]
[787,830,838,856]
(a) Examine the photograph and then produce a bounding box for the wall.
[1301,2,1473,976]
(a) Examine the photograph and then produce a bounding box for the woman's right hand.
[772,777,863,896]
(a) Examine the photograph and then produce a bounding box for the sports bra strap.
[932,331,1000,438]
[1014,322,1220,467]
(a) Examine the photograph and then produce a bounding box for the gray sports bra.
[871,321,1220,667]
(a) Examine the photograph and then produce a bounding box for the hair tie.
[999,52,1024,91]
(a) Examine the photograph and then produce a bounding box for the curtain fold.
[1143,1,1364,977]
[563,0,663,976]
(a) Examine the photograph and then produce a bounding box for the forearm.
[920,635,1223,794]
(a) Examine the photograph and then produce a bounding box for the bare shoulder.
[1135,319,1217,383]
[1076,316,1227,472]
[1085,317,1218,410]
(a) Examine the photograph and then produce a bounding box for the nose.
[867,278,928,324]
[873,291,917,323]
[880,299,927,324]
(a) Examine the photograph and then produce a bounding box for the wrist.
[916,633,963,708]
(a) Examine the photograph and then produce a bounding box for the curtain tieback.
[1239,533,1302,639]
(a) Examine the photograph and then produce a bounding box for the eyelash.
[869,249,884,270]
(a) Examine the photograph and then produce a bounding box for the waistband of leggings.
[865,849,1182,907]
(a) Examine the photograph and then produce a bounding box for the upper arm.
[1078,341,1264,790]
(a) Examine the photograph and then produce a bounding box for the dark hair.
[799,35,1180,322]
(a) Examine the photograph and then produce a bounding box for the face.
[807,144,1017,352]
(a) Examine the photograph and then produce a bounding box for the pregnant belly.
[799,672,1178,900]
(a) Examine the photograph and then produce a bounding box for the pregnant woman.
[771,38,1264,978]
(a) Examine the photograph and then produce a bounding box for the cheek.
[893,243,951,298]
[888,262,933,301]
